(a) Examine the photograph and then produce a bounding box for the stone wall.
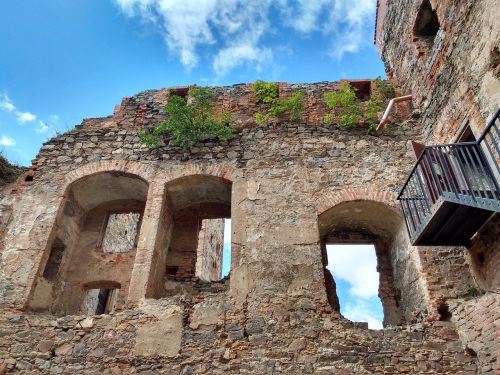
[0,80,488,373]
[0,295,478,374]
[375,0,499,143]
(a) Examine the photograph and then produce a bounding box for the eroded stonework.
[0,1,498,373]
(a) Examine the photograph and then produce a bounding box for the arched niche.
[29,171,149,315]
[149,175,232,297]
[318,199,426,326]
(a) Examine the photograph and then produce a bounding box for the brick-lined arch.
[316,187,399,216]
[162,163,236,184]
[63,160,158,189]
[64,160,236,190]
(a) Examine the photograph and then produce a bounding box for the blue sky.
[1,0,385,327]
[0,0,384,165]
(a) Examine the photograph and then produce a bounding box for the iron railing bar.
[401,198,416,235]
[423,149,443,198]
[478,140,500,193]
[426,141,477,148]
[415,168,432,212]
[472,144,499,200]
[400,200,415,237]
[463,146,488,199]
[457,147,479,201]
[477,107,500,143]
[410,177,426,219]
[398,149,431,199]
[407,179,423,226]
[434,145,456,195]
[451,147,476,201]
[481,134,500,176]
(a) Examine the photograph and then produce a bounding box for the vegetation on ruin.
[323,78,397,131]
[139,86,234,149]
[0,152,25,186]
[253,80,305,125]
[253,80,279,104]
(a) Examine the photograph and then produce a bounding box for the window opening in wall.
[413,0,440,48]
[456,124,477,143]
[81,287,119,315]
[101,212,141,253]
[222,218,231,278]
[163,175,232,288]
[193,218,231,280]
[194,218,225,281]
[326,244,384,329]
[43,238,65,280]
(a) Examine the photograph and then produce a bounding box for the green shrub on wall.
[139,86,234,149]
[253,80,279,104]
[323,78,397,131]
[253,80,305,125]
[323,82,363,128]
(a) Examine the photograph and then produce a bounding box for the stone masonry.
[0,0,498,373]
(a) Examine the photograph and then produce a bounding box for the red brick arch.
[63,160,157,189]
[316,187,400,216]
[162,163,236,184]
[63,160,236,192]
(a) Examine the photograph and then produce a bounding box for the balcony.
[398,109,500,246]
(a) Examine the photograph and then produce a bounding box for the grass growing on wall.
[0,152,25,186]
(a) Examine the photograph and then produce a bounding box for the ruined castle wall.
[377,2,500,372]
[376,0,499,143]
[0,82,483,372]
[449,293,500,375]
[0,294,479,374]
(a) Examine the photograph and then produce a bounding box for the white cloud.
[114,0,376,75]
[16,111,36,124]
[326,244,379,298]
[35,120,51,134]
[343,299,383,329]
[49,114,60,123]
[213,43,272,76]
[0,94,16,112]
[0,135,16,147]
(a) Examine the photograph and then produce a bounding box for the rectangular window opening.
[326,243,384,329]
[101,212,141,253]
[194,218,231,281]
[81,288,119,315]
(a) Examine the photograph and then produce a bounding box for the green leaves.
[253,80,305,125]
[253,80,279,104]
[139,86,234,149]
[323,78,397,129]
[324,82,362,128]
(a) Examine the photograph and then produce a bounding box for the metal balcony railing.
[398,108,500,243]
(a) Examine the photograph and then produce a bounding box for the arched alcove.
[413,0,440,50]
[318,199,427,326]
[150,175,232,297]
[29,171,149,315]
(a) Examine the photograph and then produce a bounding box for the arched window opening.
[158,175,232,295]
[318,200,425,327]
[413,0,440,49]
[28,172,148,315]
